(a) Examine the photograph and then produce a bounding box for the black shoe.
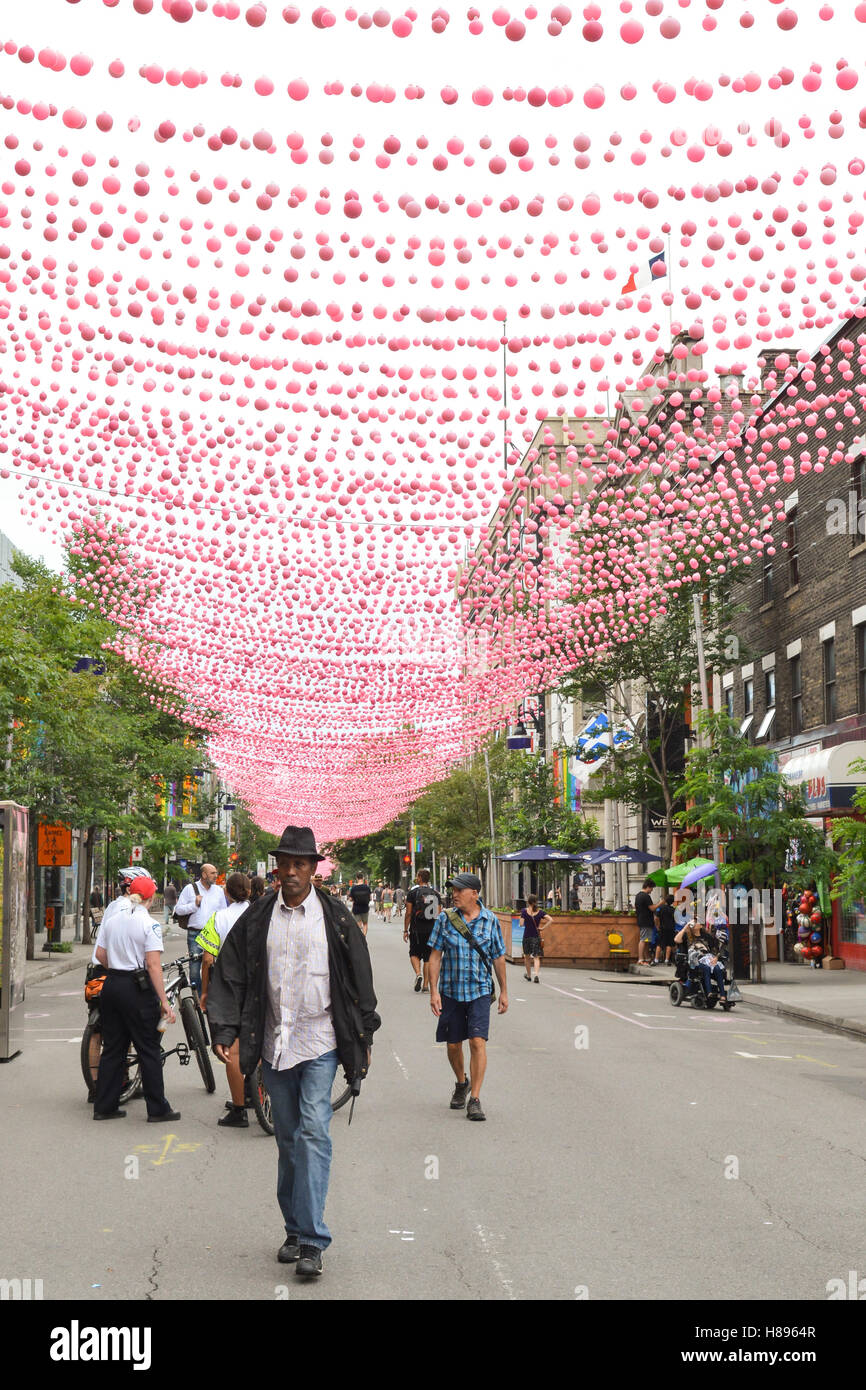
[147,1108,181,1123]
[414,975,423,992]
[277,1234,300,1264]
[533,976,540,983]
[467,1097,486,1121]
[218,1105,249,1128]
[295,1246,324,1277]
[93,1109,127,1121]
[450,1078,470,1109]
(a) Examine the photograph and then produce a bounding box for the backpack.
[412,886,440,926]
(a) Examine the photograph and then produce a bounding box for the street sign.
[37,823,72,868]
[393,845,407,850]
[130,845,144,863]
[181,822,209,830]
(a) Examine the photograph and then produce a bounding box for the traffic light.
[402,855,410,865]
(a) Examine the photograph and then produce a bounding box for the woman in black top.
[654,894,677,965]
[520,894,551,983]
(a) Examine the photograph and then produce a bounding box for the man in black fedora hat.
[208,825,380,1279]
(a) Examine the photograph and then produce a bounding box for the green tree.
[0,540,214,951]
[827,760,866,908]
[676,710,832,978]
[498,751,599,855]
[560,585,747,865]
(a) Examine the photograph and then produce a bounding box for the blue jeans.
[263,1050,339,1251]
[186,929,203,993]
[700,963,726,999]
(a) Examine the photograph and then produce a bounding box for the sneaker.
[533,975,540,983]
[218,1105,249,1128]
[147,1108,181,1123]
[523,972,531,981]
[466,1097,486,1121]
[277,1234,300,1264]
[450,1078,471,1109]
[414,974,423,992]
[295,1246,324,1277]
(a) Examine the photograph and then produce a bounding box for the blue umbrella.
[498,844,597,863]
[594,846,662,864]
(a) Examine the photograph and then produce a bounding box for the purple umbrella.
[679,861,719,889]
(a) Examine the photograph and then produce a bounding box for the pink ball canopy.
[1,4,864,839]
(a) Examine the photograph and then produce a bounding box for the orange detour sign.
[37,823,73,867]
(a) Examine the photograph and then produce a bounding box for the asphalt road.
[3,908,866,1301]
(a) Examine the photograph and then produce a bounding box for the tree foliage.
[676,710,830,889]
[560,587,749,864]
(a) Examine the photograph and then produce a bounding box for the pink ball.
[170,0,194,20]
[246,2,267,23]
[583,85,605,109]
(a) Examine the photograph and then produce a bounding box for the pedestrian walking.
[92,875,179,1123]
[163,878,177,928]
[249,874,268,903]
[198,871,252,1129]
[394,884,406,921]
[427,872,508,1122]
[654,894,677,965]
[520,894,550,983]
[348,875,372,936]
[208,826,380,1279]
[403,869,441,993]
[174,864,227,994]
[634,879,656,965]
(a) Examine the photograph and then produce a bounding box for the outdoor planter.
[498,912,638,971]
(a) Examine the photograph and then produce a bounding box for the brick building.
[718,312,866,969]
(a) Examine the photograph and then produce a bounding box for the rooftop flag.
[621,249,667,295]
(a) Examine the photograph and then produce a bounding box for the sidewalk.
[23,916,184,989]
[631,959,866,1042]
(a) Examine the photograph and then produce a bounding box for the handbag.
[444,909,497,1001]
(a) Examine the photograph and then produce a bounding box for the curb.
[734,993,866,1045]
[25,955,90,988]
[608,968,866,1044]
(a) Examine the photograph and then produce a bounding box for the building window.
[761,553,773,605]
[725,687,734,719]
[743,678,754,715]
[787,507,799,588]
[857,624,866,716]
[853,453,866,509]
[756,672,776,739]
[823,637,837,724]
[790,654,803,734]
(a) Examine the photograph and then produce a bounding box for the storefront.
[780,740,866,971]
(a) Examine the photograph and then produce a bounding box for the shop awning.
[780,740,866,812]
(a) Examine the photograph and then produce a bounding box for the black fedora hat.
[271,825,326,862]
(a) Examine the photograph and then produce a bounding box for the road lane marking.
[133,1135,201,1165]
[391,1050,409,1080]
[474,1223,516,1302]
[735,1051,794,1059]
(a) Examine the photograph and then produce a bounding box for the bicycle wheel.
[81,1019,141,1104]
[331,1067,352,1113]
[250,1062,274,1135]
[180,995,216,1093]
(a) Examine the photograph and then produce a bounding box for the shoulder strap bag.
[444,908,497,1000]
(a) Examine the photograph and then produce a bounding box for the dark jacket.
[207,886,381,1085]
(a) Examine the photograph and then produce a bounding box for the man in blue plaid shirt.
[427,872,508,1122]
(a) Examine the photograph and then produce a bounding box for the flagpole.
[666,232,673,348]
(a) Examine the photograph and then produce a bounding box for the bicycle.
[246,1061,353,1136]
[81,955,215,1102]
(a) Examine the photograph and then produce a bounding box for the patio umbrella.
[648,856,716,888]
[679,860,719,889]
[497,845,596,862]
[594,846,662,865]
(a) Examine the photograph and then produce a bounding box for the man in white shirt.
[210,825,380,1280]
[175,864,227,995]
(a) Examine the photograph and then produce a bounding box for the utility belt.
[107,967,154,994]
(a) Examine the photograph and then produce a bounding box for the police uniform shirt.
[90,895,132,964]
[98,905,164,971]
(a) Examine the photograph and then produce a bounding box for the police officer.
[92,874,180,1122]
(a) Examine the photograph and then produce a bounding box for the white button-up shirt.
[99,905,164,971]
[264,886,337,1071]
[176,879,227,932]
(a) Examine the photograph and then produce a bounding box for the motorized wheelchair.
[669,930,739,1011]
